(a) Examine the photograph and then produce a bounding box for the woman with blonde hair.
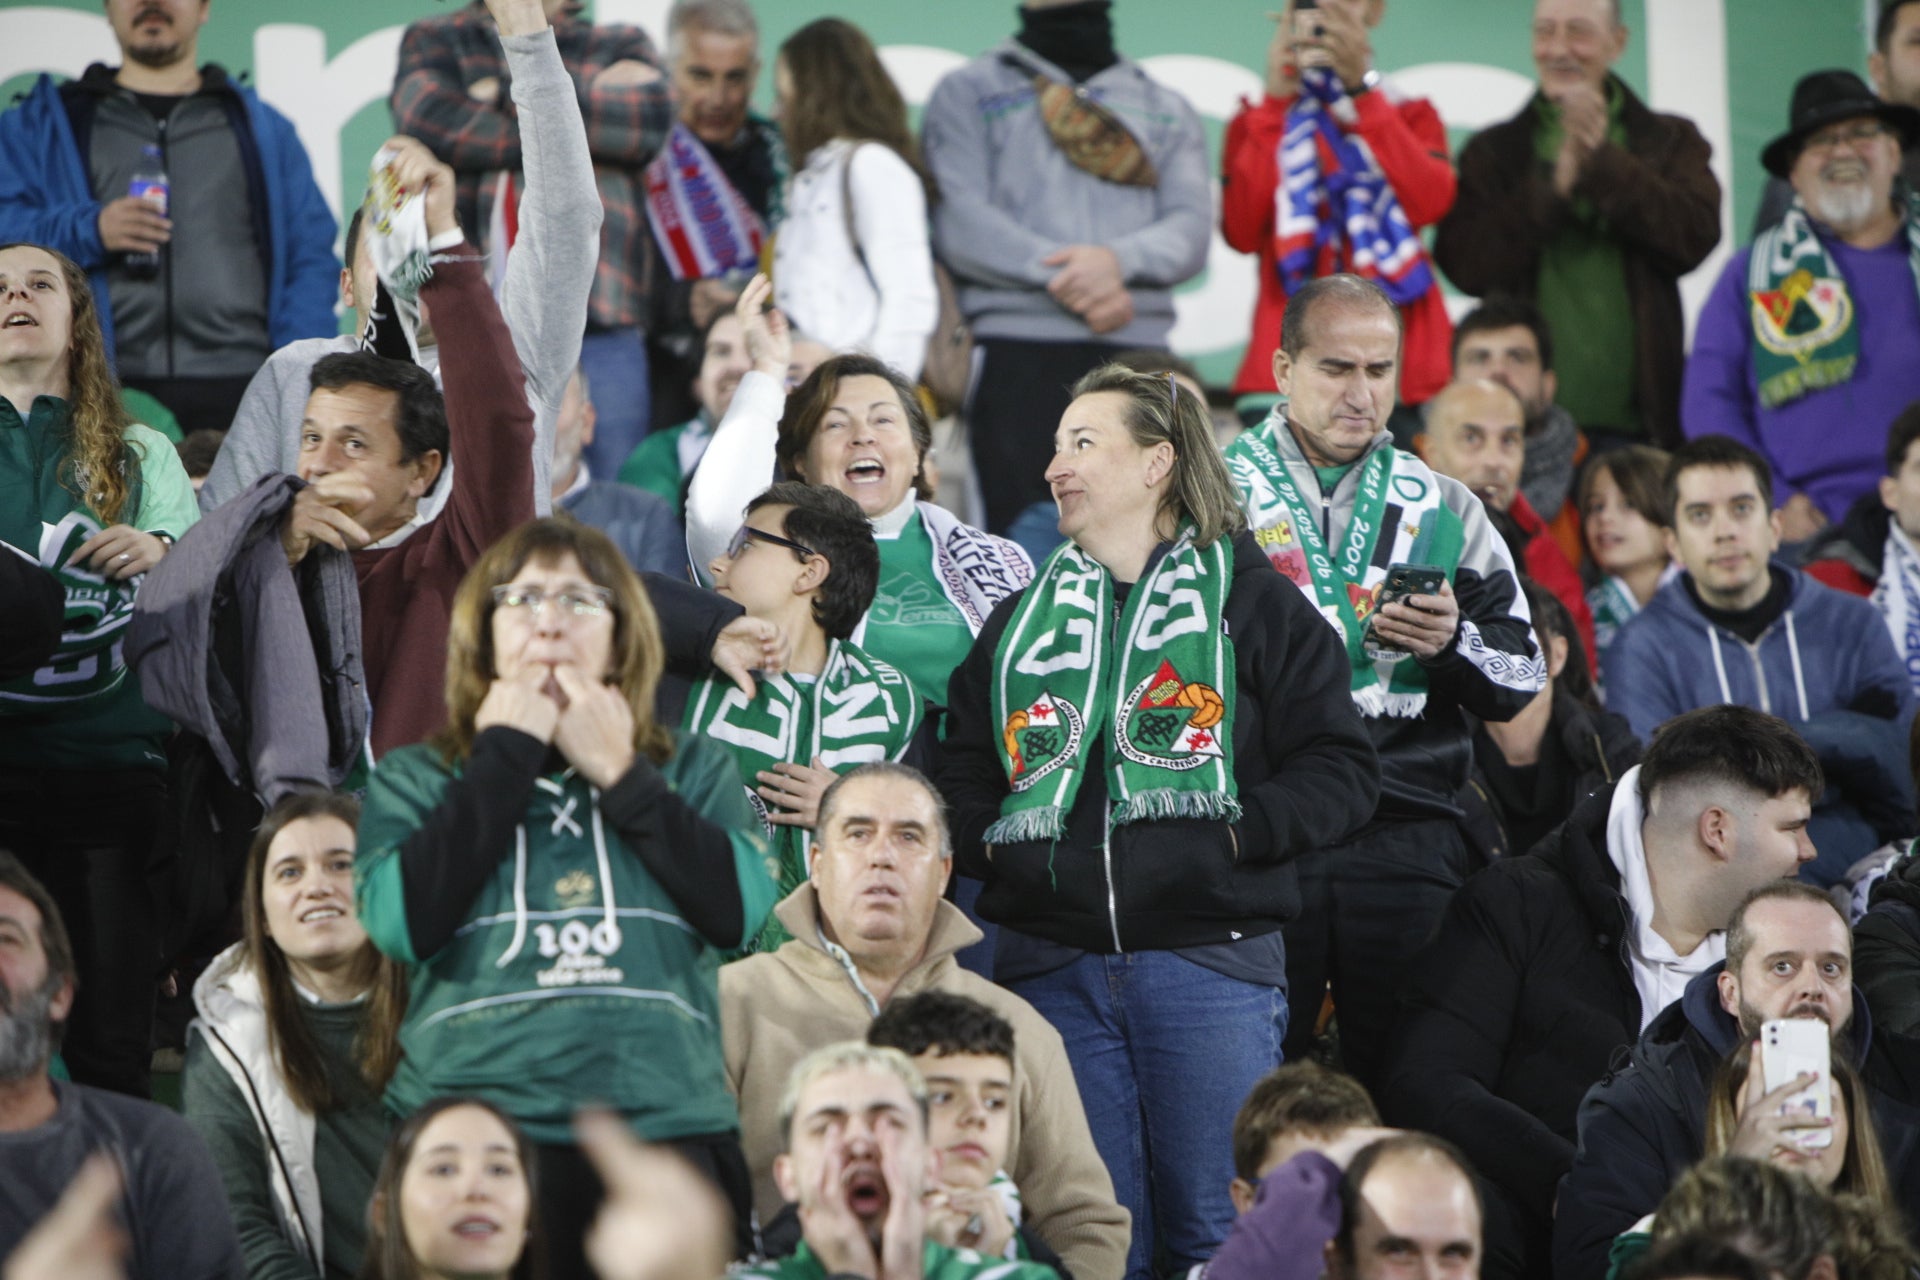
[769,17,937,381]
[0,241,198,1096]
[183,791,406,1279]
[355,517,775,1277]
[937,364,1379,1278]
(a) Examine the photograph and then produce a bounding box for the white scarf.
[848,498,1033,647]
[1873,522,1920,697]
[1606,766,1726,1030]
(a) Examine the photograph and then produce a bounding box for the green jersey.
[737,1240,1056,1280]
[356,730,777,1144]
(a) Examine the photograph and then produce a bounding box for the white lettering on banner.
[1136,560,1210,648]
[253,22,406,223]
[1016,618,1096,677]
[819,680,890,743]
[705,687,793,757]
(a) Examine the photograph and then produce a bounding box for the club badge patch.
[1118,659,1226,770]
[1751,268,1852,358]
[1004,692,1084,791]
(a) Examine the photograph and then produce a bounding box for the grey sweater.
[199,27,601,516]
[921,40,1210,347]
[0,1081,246,1280]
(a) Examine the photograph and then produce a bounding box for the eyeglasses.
[490,584,614,617]
[1804,121,1891,155]
[725,525,820,561]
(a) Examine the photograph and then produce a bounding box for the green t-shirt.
[865,510,974,708]
[617,418,696,510]
[1533,81,1639,435]
[1313,460,1361,494]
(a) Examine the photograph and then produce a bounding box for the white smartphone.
[1760,1018,1833,1149]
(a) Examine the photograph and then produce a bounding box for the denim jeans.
[1007,951,1287,1280]
[578,326,651,479]
[1004,500,1066,570]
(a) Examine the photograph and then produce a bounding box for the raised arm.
[685,277,789,573]
[494,0,603,509]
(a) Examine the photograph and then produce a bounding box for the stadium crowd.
[6,0,1920,1276]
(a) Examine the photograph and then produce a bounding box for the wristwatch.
[1350,67,1382,96]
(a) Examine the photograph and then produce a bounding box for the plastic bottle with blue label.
[126,144,167,280]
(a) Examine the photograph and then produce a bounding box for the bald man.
[1421,380,1596,666]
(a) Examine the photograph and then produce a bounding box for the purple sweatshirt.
[1682,232,1920,523]
[1201,1151,1344,1280]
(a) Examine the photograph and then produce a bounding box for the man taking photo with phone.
[1553,881,1920,1279]
[1225,274,1545,1096]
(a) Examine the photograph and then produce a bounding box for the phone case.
[1760,1018,1833,1149]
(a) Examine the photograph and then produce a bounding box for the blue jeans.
[578,326,651,478]
[1005,500,1065,569]
[1006,951,1287,1280]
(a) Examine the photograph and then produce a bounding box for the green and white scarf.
[684,639,921,946]
[985,529,1237,845]
[1228,427,1463,717]
[1747,191,1920,409]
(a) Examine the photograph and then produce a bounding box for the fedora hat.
[1762,69,1920,177]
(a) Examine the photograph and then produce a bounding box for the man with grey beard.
[1682,71,1920,545]
[0,852,244,1278]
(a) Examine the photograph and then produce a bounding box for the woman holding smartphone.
[937,364,1378,1280]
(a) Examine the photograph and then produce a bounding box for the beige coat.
[721,887,1130,1280]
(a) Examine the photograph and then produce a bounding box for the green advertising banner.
[1,0,1876,381]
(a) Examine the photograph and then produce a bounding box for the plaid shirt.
[391,1,673,330]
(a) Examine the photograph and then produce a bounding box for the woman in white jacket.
[770,18,938,379]
[180,793,406,1280]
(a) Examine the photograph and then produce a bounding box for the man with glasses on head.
[1683,71,1920,544]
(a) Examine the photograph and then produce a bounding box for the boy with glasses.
[690,482,926,949]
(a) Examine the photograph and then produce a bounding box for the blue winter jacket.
[0,70,339,357]
[1604,567,1916,862]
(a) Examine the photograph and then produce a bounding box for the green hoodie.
[356,729,778,1144]
[0,395,199,770]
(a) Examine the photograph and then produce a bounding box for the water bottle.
[125,144,168,280]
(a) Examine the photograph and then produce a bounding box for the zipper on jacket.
[1740,628,1775,716]
[1102,803,1122,953]
[156,113,175,378]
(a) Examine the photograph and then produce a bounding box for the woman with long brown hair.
[182,791,407,1280]
[769,17,938,380]
[354,517,774,1278]
[0,241,198,1096]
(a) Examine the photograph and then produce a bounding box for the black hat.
[1762,69,1920,177]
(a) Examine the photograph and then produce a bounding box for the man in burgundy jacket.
[1220,0,1455,420]
[278,138,762,757]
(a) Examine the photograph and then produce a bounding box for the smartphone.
[1760,1018,1834,1149]
[1286,0,1332,68]
[1362,563,1448,658]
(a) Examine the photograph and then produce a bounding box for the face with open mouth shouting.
[798,373,922,518]
[775,1060,936,1249]
[260,813,368,976]
[399,1103,532,1280]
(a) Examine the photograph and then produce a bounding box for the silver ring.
[119,553,132,562]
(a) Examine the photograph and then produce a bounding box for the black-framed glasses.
[726,525,820,561]
[490,584,615,617]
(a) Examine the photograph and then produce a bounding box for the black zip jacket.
[1552,967,1920,1280]
[1456,688,1642,863]
[1857,848,1920,1041]
[936,530,1380,953]
[1379,783,1640,1277]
